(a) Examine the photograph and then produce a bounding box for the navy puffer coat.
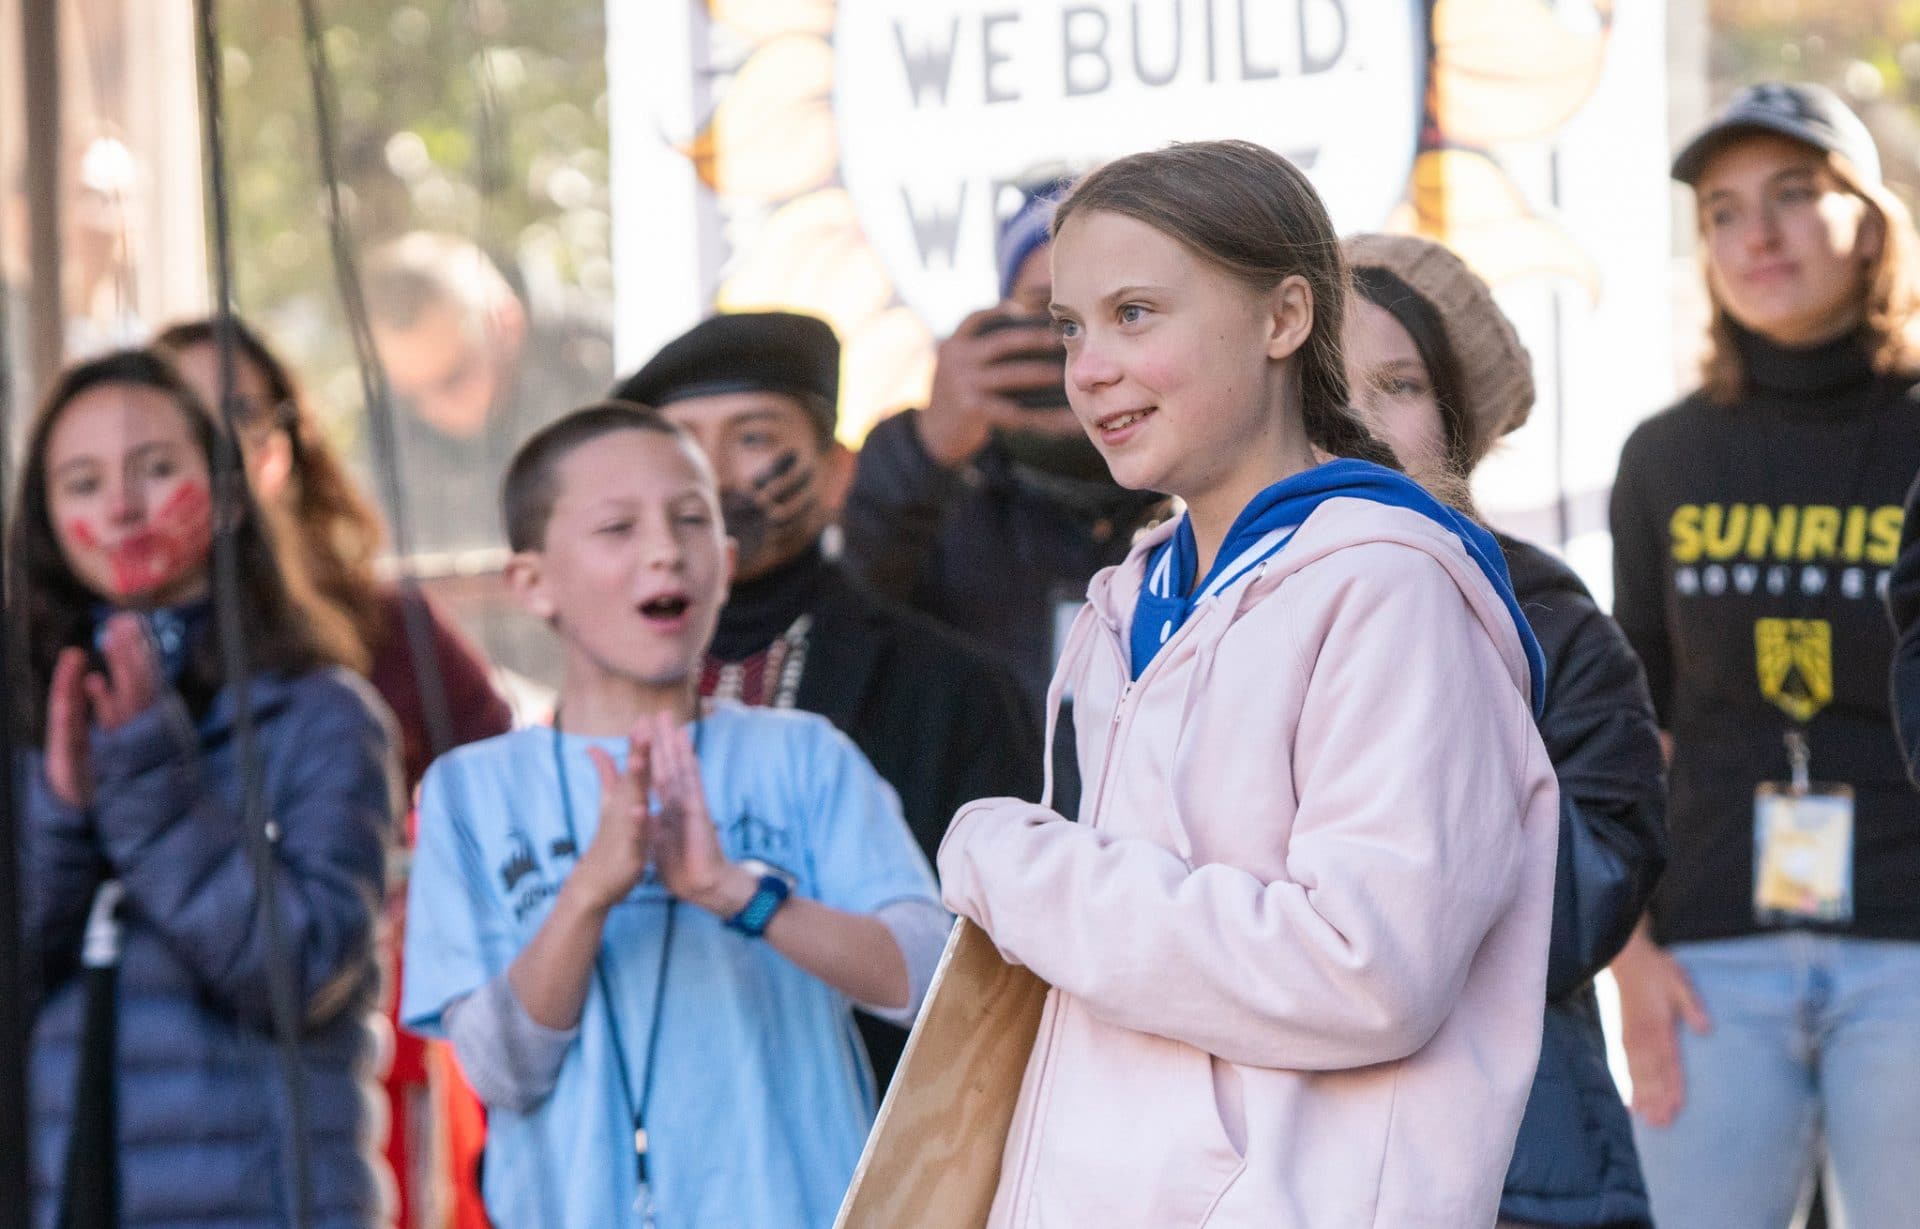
[22,668,396,1229]
[1498,536,1668,1229]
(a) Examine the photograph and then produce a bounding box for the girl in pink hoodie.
[936,141,1563,1227]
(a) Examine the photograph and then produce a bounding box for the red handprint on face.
[82,481,215,599]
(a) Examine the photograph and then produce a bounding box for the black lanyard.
[549,712,700,1224]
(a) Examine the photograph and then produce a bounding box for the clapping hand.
[43,614,162,807]
[580,723,655,911]
[646,712,753,919]
[45,650,93,808]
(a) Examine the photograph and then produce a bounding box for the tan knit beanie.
[1342,233,1534,462]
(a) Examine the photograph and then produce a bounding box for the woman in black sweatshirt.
[1343,232,1668,1229]
[1609,82,1920,1229]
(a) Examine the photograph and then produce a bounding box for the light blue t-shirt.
[401,702,940,1229]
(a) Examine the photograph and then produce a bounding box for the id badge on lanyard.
[1753,728,1855,925]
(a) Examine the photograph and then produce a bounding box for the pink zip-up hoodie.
[939,497,1560,1228]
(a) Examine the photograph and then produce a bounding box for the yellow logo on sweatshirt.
[1669,504,1900,565]
[1755,618,1833,722]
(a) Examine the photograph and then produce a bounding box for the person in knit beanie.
[1341,232,1534,484]
[1344,232,1670,1229]
[995,175,1074,311]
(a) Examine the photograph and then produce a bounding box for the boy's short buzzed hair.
[502,400,689,551]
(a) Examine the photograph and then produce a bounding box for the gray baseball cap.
[1672,82,1881,188]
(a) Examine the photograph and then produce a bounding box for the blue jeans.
[1633,933,1920,1229]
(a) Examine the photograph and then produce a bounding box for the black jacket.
[727,555,1041,1089]
[843,409,1162,706]
[790,561,1042,863]
[1886,469,1920,785]
[1498,536,1668,1229]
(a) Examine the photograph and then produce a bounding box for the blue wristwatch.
[725,860,795,938]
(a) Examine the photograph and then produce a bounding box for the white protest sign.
[833,0,1424,332]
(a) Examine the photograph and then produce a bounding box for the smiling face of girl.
[1048,209,1319,543]
[44,381,215,609]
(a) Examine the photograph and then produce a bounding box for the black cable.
[0,110,30,1229]
[0,622,27,1229]
[461,0,508,211]
[191,4,315,1227]
[290,0,457,762]
[461,0,509,400]
[0,38,16,539]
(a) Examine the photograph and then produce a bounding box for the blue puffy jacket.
[1498,537,1669,1228]
[22,668,396,1229]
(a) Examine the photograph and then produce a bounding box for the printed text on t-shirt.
[1668,503,1900,602]
[1669,503,1900,565]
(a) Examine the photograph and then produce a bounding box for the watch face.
[738,859,798,891]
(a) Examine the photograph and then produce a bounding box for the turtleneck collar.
[1732,322,1880,413]
[712,542,828,661]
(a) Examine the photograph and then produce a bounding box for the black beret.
[610,311,840,439]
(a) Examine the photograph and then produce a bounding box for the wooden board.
[835,920,1050,1229]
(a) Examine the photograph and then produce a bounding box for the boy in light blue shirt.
[400,403,947,1228]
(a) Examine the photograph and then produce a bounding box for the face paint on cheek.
[64,519,102,551]
[750,449,819,531]
[104,481,214,597]
[751,450,801,494]
[720,490,770,564]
